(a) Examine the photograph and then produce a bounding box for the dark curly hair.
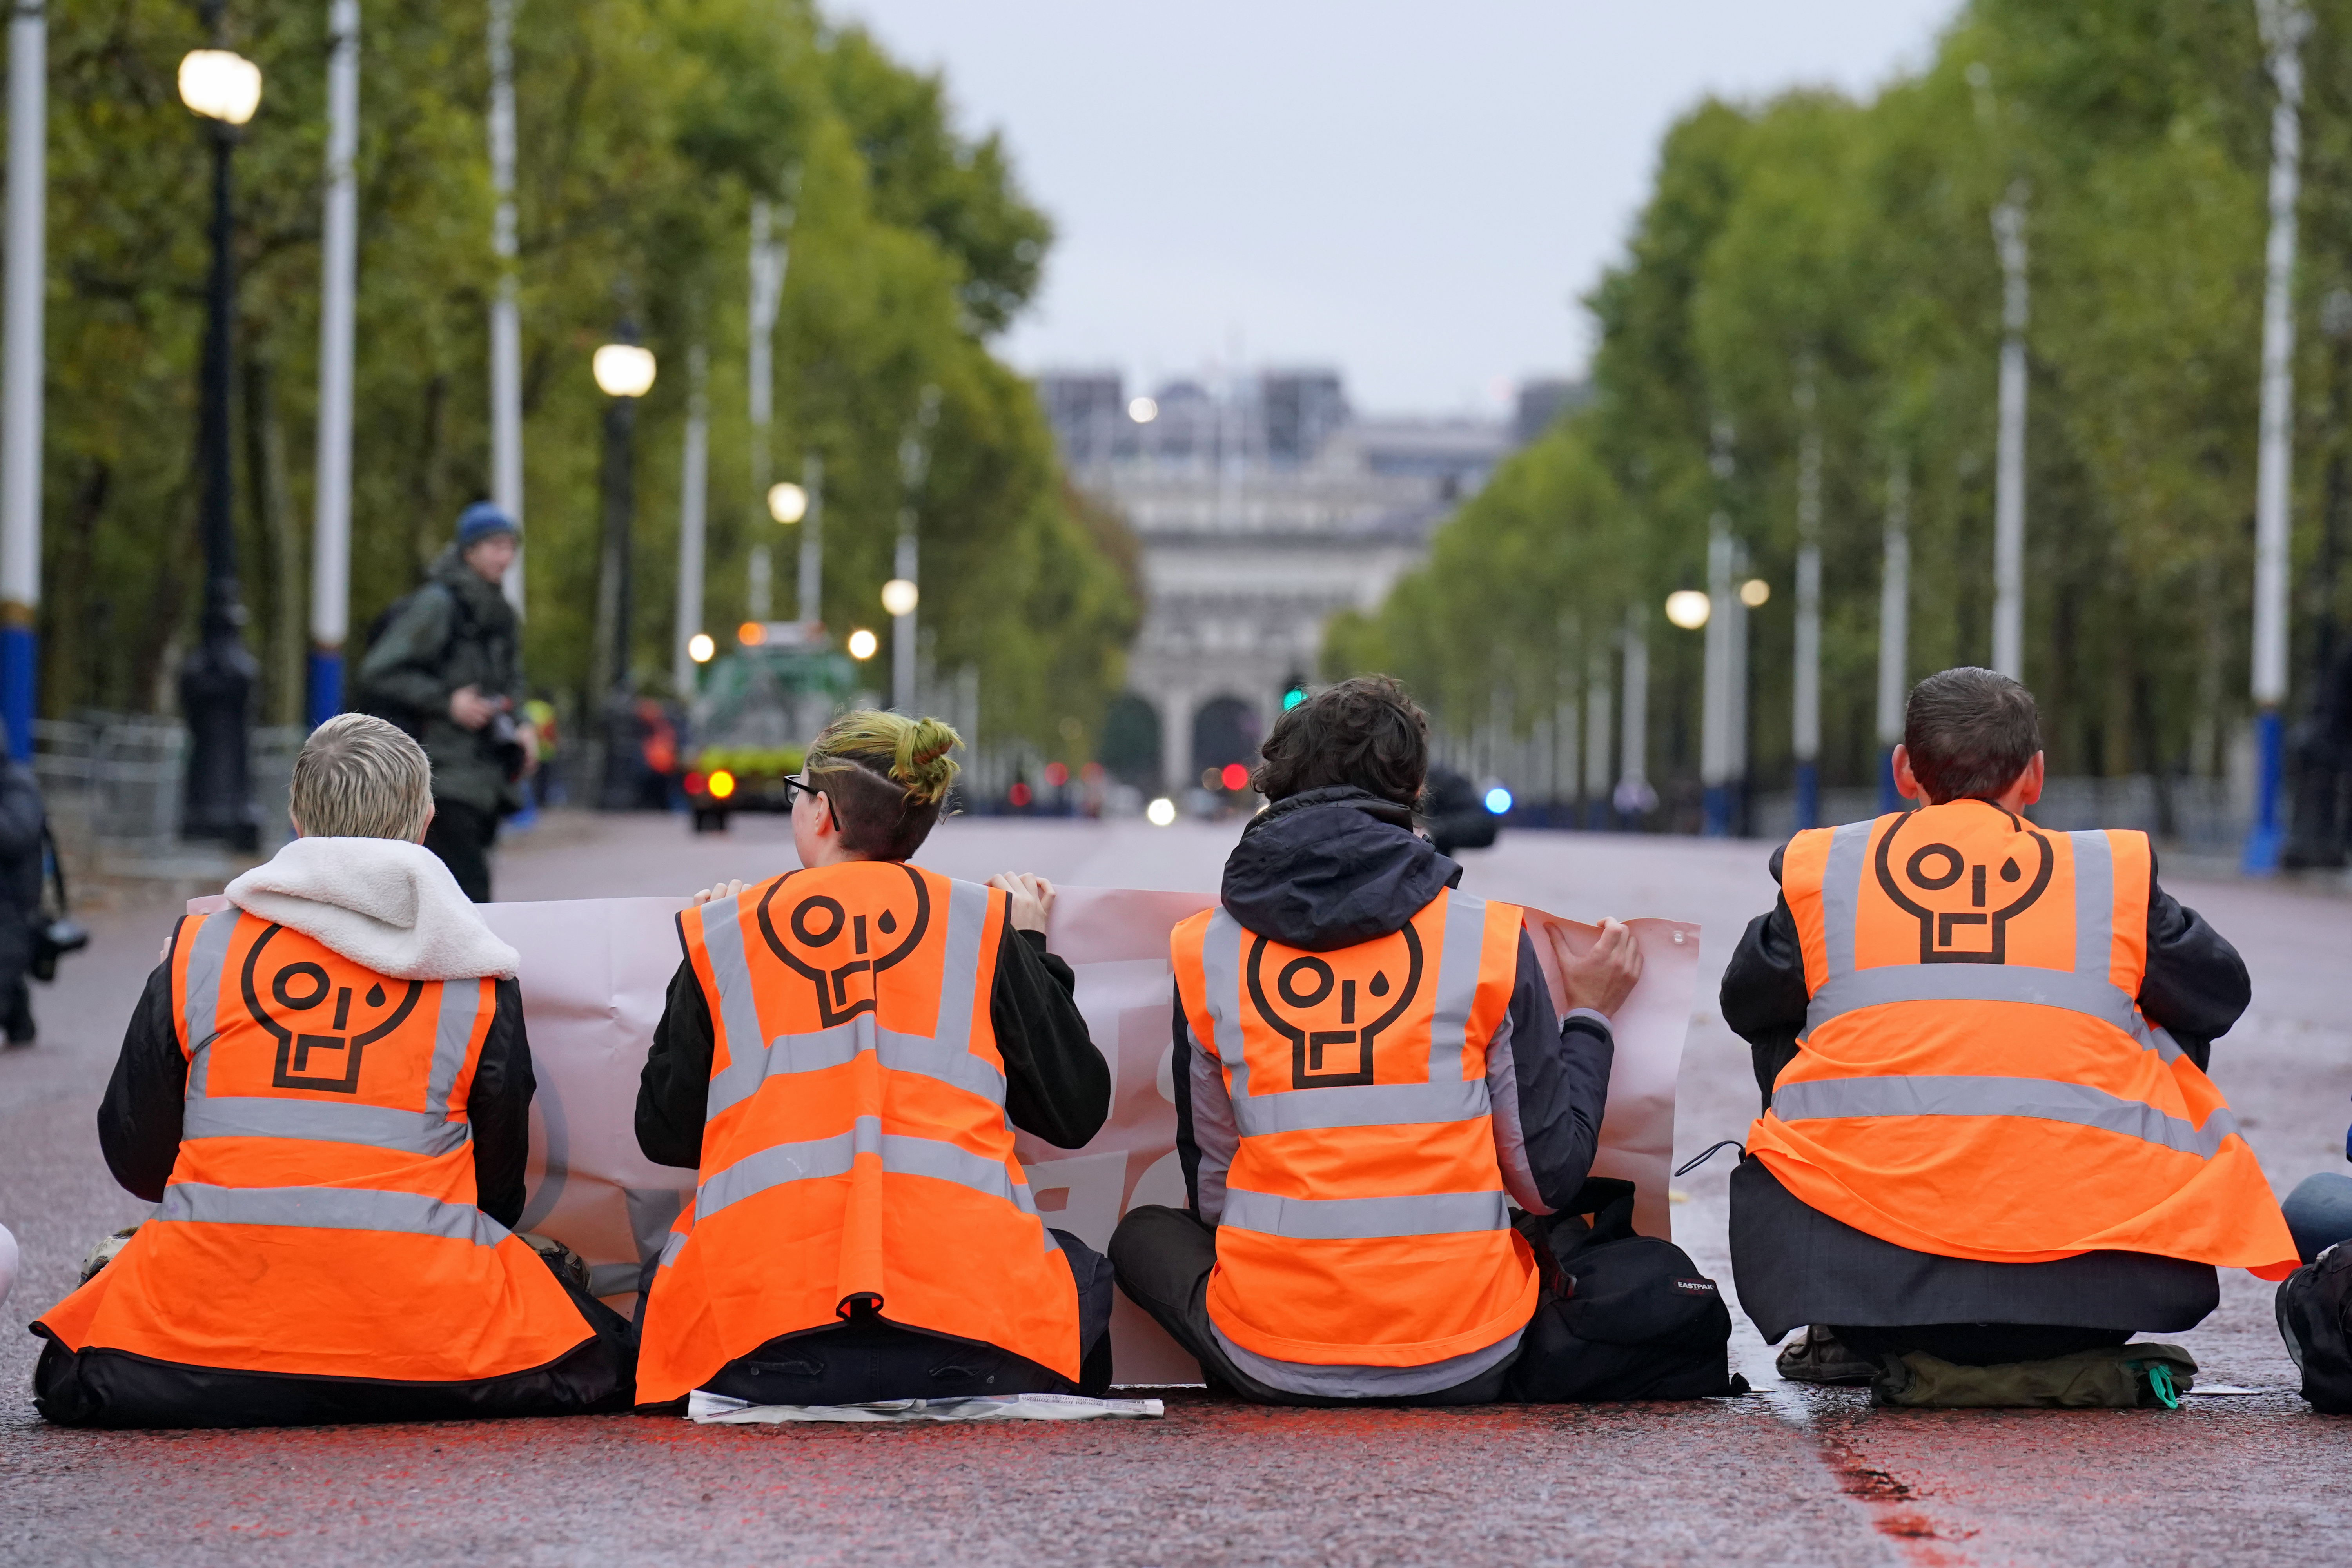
[1250,674,1430,808]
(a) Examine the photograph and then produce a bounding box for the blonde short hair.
[290,714,434,841]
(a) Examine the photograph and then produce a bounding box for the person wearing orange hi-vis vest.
[633,712,1113,1409]
[1723,668,2297,1379]
[33,717,633,1426]
[1114,677,1738,1404]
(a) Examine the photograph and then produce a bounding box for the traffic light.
[1281,675,1310,711]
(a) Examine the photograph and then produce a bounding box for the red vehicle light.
[1044,762,1069,787]
[1220,763,1249,791]
[684,772,706,796]
[1009,782,1032,808]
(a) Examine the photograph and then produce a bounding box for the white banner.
[196,887,1698,1385]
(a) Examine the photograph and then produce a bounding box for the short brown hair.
[291,713,435,840]
[806,710,960,861]
[1251,674,1429,807]
[1902,667,2041,804]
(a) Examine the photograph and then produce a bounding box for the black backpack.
[2277,1242,2352,1414]
[352,582,474,738]
[1504,1178,1744,1402]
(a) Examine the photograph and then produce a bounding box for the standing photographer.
[354,502,531,901]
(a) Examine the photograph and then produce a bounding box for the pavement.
[2,809,2348,1567]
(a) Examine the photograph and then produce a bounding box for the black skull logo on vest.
[1873,812,2053,964]
[241,924,426,1093]
[757,864,932,1027]
[1247,924,1425,1091]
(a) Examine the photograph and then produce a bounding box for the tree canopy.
[1333,0,2352,825]
[34,0,1134,759]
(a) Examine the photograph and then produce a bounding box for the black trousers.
[35,1266,636,1428]
[1108,1205,1515,1406]
[424,797,499,903]
[698,1227,1116,1407]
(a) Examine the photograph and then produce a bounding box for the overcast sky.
[830,1,1960,416]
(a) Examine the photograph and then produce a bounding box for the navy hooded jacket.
[1174,786,1615,1220]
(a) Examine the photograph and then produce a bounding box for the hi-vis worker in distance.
[633,712,1114,1408]
[1724,667,2297,1378]
[34,717,633,1426]
[1113,675,1736,1404]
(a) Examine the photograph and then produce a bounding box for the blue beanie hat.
[456,501,519,548]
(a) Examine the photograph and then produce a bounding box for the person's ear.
[289,812,305,840]
[2014,751,2046,808]
[1891,744,1924,803]
[415,805,435,846]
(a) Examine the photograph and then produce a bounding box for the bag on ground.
[1504,1177,1740,1401]
[1870,1343,2196,1409]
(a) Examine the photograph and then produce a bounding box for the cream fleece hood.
[224,836,520,981]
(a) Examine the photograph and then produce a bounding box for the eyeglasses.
[783,773,840,831]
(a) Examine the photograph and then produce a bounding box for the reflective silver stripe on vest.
[1205,894,1496,1137]
[1770,1074,2241,1160]
[659,1229,688,1269]
[154,1181,508,1245]
[1197,909,1250,1099]
[1817,820,1873,982]
[697,895,769,1096]
[1426,891,1490,1085]
[701,876,998,1122]
[1804,820,2177,1062]
[696,1113,1043,1227]
[179,909,239,1095]
[1219,1187,1510,1241]
[180,1097,472,1157]
[425,977,483,1116]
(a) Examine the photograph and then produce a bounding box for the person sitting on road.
[633,710,1114,1409]
[33,715,633,1427]
[1722,666,2297,1379]
[1110,675,1649,1405]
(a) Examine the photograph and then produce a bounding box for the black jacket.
[1722,837,2252,1105]
[100,944,538,1227]
[0,760,47,987]
[1177,786,1614,1220]
[635,911,1109,1171]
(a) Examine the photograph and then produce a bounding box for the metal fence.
[34,713,303,879]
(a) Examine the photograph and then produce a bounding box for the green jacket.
[354,546,523,815]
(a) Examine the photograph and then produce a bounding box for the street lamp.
[177,17,263,851]
[767,482,807,524]
[1664,590,1710,630]
[590,326,653,809]
[880,578,918,618]
[847,628,878,661]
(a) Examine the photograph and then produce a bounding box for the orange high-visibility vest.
[636,862,1079,1403]
[36,910,594,1381]
[1170,888,1538,1367]
[1748,801,2296,1279]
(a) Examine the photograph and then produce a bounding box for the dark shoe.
[1776,1325,1880,1386]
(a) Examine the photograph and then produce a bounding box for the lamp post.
[1,1,46,764]
[1700,423,1741,836]
[1877,457,1912,812]
[1792,367,1822,831]
[2247,0,2312,874]
[307,0,356,726]
[672,345,707,697]
[745,198,788,621]
[486,0,524,615]
[1990,182,2029,681]
[589,330,653,807]
[892,385,940,713]
[176,27,262,850]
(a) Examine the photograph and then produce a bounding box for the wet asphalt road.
[2,812,2348,1567]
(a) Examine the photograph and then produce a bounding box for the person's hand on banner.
[988,873,1057,933]
[688,879,749,907]
[1550,916,1644,1017]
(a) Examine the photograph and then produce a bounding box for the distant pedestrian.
[353,502,532,901]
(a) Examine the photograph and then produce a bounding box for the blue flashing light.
[1483,786,1513,816]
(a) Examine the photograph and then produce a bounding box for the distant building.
[1513,377,1589,446]
[1034,367,1559,793]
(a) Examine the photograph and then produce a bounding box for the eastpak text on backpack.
[1504,1178,1743,1402]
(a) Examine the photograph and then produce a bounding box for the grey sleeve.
[1170,982,1238,1225]
[1488,927,1614,1215]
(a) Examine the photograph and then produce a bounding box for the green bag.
[1870,1343,2197,1409]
